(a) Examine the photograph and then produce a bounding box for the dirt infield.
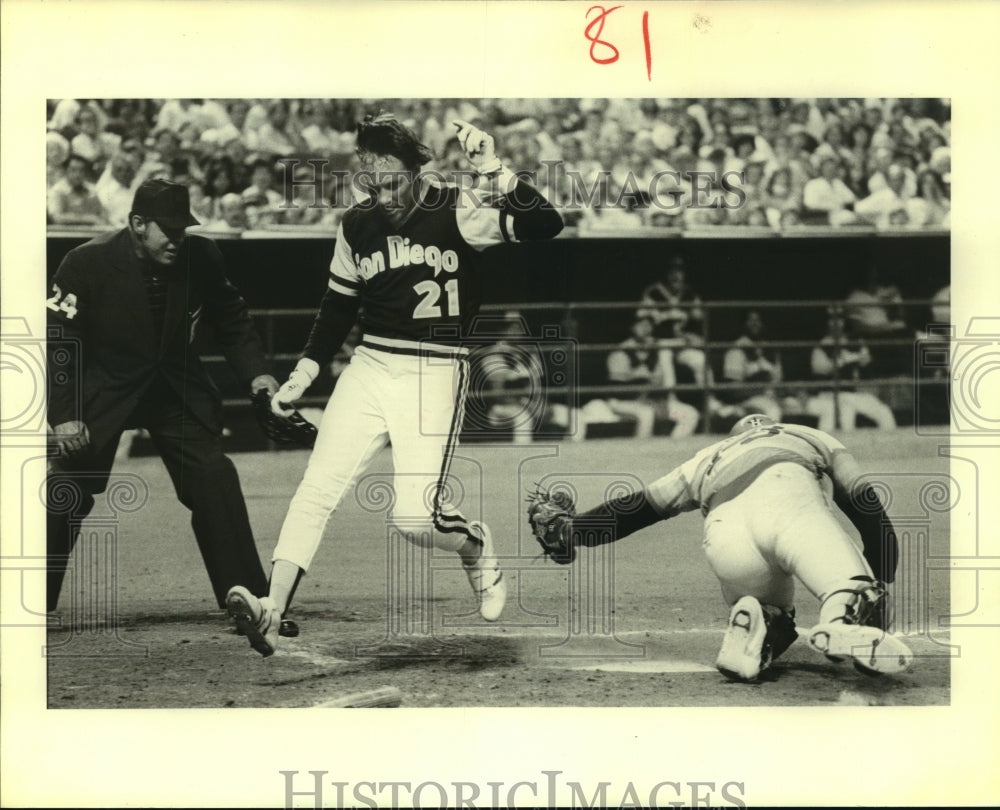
[45,430,952,708]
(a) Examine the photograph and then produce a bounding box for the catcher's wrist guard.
[251,390,318,448]
[526,484,577,564]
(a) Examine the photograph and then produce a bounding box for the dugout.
[46,228,950,449]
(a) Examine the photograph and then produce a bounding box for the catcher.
[527,414,913,681]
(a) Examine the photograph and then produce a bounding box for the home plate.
[554,660,716,674]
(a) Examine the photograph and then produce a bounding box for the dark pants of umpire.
[46,385,268,613]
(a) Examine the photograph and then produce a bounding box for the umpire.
[46,178,291,631]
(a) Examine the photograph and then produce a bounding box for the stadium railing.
[212,295,947,441]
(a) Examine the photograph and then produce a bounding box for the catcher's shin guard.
[819,576,892,631]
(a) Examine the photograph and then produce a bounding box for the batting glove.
[272,358,320,416]
[453,119,503,175]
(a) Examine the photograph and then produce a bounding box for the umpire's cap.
[729,413,777,436]
[131,178,200,230]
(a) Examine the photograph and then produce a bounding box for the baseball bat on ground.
[315,686,402,708]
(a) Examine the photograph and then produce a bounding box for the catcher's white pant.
[273,345,470,571]
[701,462,874,623]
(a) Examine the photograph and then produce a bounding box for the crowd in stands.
[46,97,951,234]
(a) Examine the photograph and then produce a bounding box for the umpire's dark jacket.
[48,227,267,453]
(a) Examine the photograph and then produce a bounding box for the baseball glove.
[526,484,577,564]
[251,390,318,448]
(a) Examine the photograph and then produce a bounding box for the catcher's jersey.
[328,179,515,355]
[646,423,849,517]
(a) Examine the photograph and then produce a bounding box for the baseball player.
[227,113,564,655]
[528,413,912,681]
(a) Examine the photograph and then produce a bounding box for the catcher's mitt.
[251,390,318,448]
[526,484,577,564]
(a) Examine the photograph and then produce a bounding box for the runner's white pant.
[273,346,469,571]
[702,462,874,622]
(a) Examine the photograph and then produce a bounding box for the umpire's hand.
[250,374,280,397]
[52,420,90,457]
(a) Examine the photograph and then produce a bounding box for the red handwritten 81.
[585,5,652,80]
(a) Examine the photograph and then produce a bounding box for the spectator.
[605,316,700,439]
[95,148,141,227]
[147,128,183,175]
[241,159,283,228]
[577,188,645,234]
[802,156,858,226]
[48,98,82,138]
[812,122,854,169]
[277,165,326,227]
[46,131,71,189]
[47,155,106,226]
[866,148,917,198]
[806,307,896,431]
[248,99,308,158]
[855,164,911,228]
[204,157,239,220]
[745,206,769,227]
[203,193,250,232]
[187,180,214,224]
[846,122,874,172]
[738,161,767,209]
[761,167,801,229]
[70,105,120,178]
[906,169,950,228]
[300,99,339,157]
[720,309,784,422]
[200,99,248,149]
[154,98,200,134]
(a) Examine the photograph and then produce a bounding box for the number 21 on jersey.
[413,278,459,319]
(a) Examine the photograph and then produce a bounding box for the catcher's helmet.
[729,413,777,436]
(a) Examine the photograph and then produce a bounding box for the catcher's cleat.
[226,585,280,657]
[234,617,299,638]
[761,603,798,662]
[464,522,506,622]
[716,596,769,681]
[807,622,913,676]
[716,597,798,682]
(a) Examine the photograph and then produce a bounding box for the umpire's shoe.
[226,585,281,657]
[465,522,507,622]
